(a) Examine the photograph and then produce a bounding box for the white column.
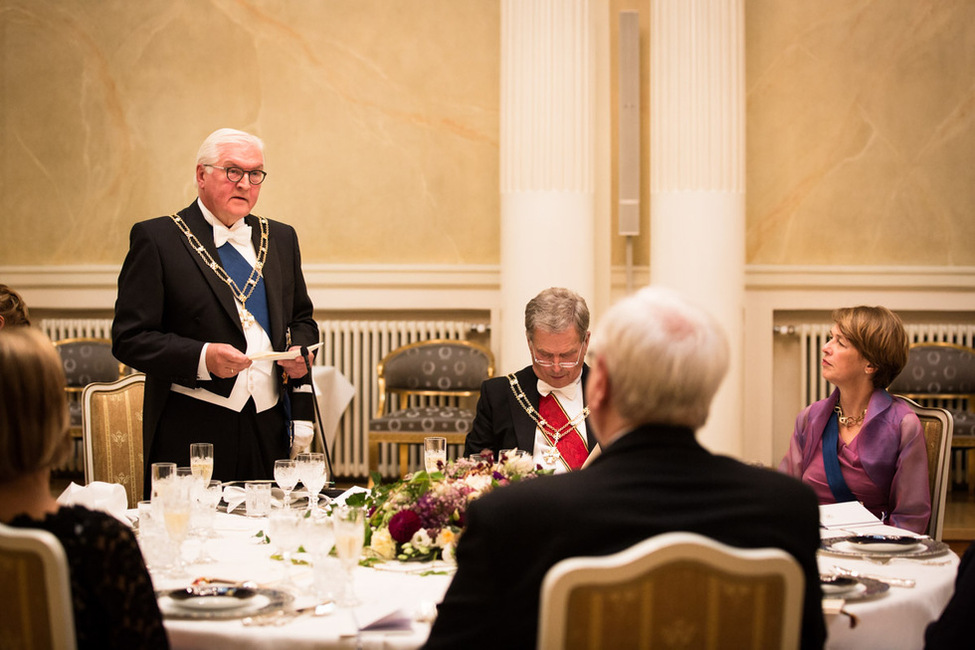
[650,0,746,456]
[499,0,596,373]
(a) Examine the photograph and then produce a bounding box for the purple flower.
[388,510,422,543]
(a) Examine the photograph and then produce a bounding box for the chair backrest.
[0,523,77,650]
[894,395,953,540]
[888,342,975,404]
[538,532,804,650]
[376,339,494,415]
[52,337,124,391]
[82,373,146,509]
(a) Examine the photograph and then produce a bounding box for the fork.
[830,565,915,588]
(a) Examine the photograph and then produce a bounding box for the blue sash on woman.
[822,411,857,503]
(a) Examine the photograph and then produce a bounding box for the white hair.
[590,286,729,429]
[196,128,264,167]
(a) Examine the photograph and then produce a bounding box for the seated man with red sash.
[464,287,597,472]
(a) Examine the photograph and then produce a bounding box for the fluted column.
[499,0,596,372]
[650,0,745,455]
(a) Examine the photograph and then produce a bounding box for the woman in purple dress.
[779,306,930,534]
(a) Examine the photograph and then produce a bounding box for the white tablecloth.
[819,526,959,650]
[147,512,450,650]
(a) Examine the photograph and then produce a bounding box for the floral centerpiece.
[348,450,550,563]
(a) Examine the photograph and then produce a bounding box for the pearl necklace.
[834,404,866,428]
[170,213,269,326]
[507,373,589,444]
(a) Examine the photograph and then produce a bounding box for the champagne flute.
[333,505,366,607]
[190,442,214,483]
[424,436,447,474]
[190,480,222,563]
[273,459,299,509]
[296,452,327,512]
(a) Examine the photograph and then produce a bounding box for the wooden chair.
[538,532,804,650]
[81,373,146,509]
[889,342,975,493]
[894,395,953,540]
[0,523,77,650]
[368,339,494,479]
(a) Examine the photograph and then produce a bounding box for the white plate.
[839,535,924,554]
[174,594,266,611]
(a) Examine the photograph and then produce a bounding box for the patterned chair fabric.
[888,343,975,397]
[53,338,124,436]
[368,340,494,478]
[82,373,146,509]
[889,342,975,494]
[0,524,77,650]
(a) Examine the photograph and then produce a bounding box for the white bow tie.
[213,223,252,249]
[537,379,578,401]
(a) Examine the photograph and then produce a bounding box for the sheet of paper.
[819,501,881,529]
[248,341,323,361]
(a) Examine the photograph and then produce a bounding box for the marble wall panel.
[0,0,500,266]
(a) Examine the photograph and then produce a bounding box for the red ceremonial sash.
[538,393,589,470]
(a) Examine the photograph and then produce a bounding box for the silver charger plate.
[820,535,950,559]
[820,575,890,602]
[157,587,294,620]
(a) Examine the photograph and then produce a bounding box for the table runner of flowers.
[348,451,552,563]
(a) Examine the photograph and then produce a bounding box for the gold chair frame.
[538,532,804,650]
[0,523,77,650]
[368,339,494,479]
[82,373,146,509]
[894,395,953,540]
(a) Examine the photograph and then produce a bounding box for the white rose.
[369,527,397,560]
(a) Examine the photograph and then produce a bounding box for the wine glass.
[190,442,214,483]
[296,452,327,512]
[274,459,299,509]
[267,506,302,587]
[189,480,222,563]
[159,475,192,577]
[424,436,447,474]
[333,505,366,607]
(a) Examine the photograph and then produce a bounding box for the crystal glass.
[274,458,299,509]
[190,480,222,563]
[245,482,272,517]
[333,505,366,607]
[296,452,328,512]
[159,475,192,577]
[424,436,447,474]
[190,443,214,483]
[268,506,302,587]
[150,462,176,505]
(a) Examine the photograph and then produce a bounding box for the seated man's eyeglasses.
[530,342,584,368]
[203,164,267,185]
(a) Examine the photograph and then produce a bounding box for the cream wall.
[0,0,499,267]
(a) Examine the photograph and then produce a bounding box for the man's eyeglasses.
[203,164,267,185]
[530,342,584,368]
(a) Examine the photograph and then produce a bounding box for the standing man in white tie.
[112,128,318,491]
[464,287,596,472]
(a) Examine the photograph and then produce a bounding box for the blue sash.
[216,243,270,335]
[822,411,857,503]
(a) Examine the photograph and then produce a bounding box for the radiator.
[776,322,975,484]
[40,318,477,480]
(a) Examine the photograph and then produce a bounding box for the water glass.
[424,436,447,473]
[150,462,176,504]
[245,482,272,517]
[296,452,327,512]
[274,458,299,509]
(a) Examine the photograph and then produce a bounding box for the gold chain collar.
[169,213,269,307]
[507,372,590,444]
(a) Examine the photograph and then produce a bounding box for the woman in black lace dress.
[0,327,169,649]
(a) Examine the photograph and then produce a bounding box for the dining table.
[139,500,961,650]
[143,508,452,650]
[818,523,959,650]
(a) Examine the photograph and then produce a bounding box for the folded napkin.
[57,481,130,525]
[223,486,247,514]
